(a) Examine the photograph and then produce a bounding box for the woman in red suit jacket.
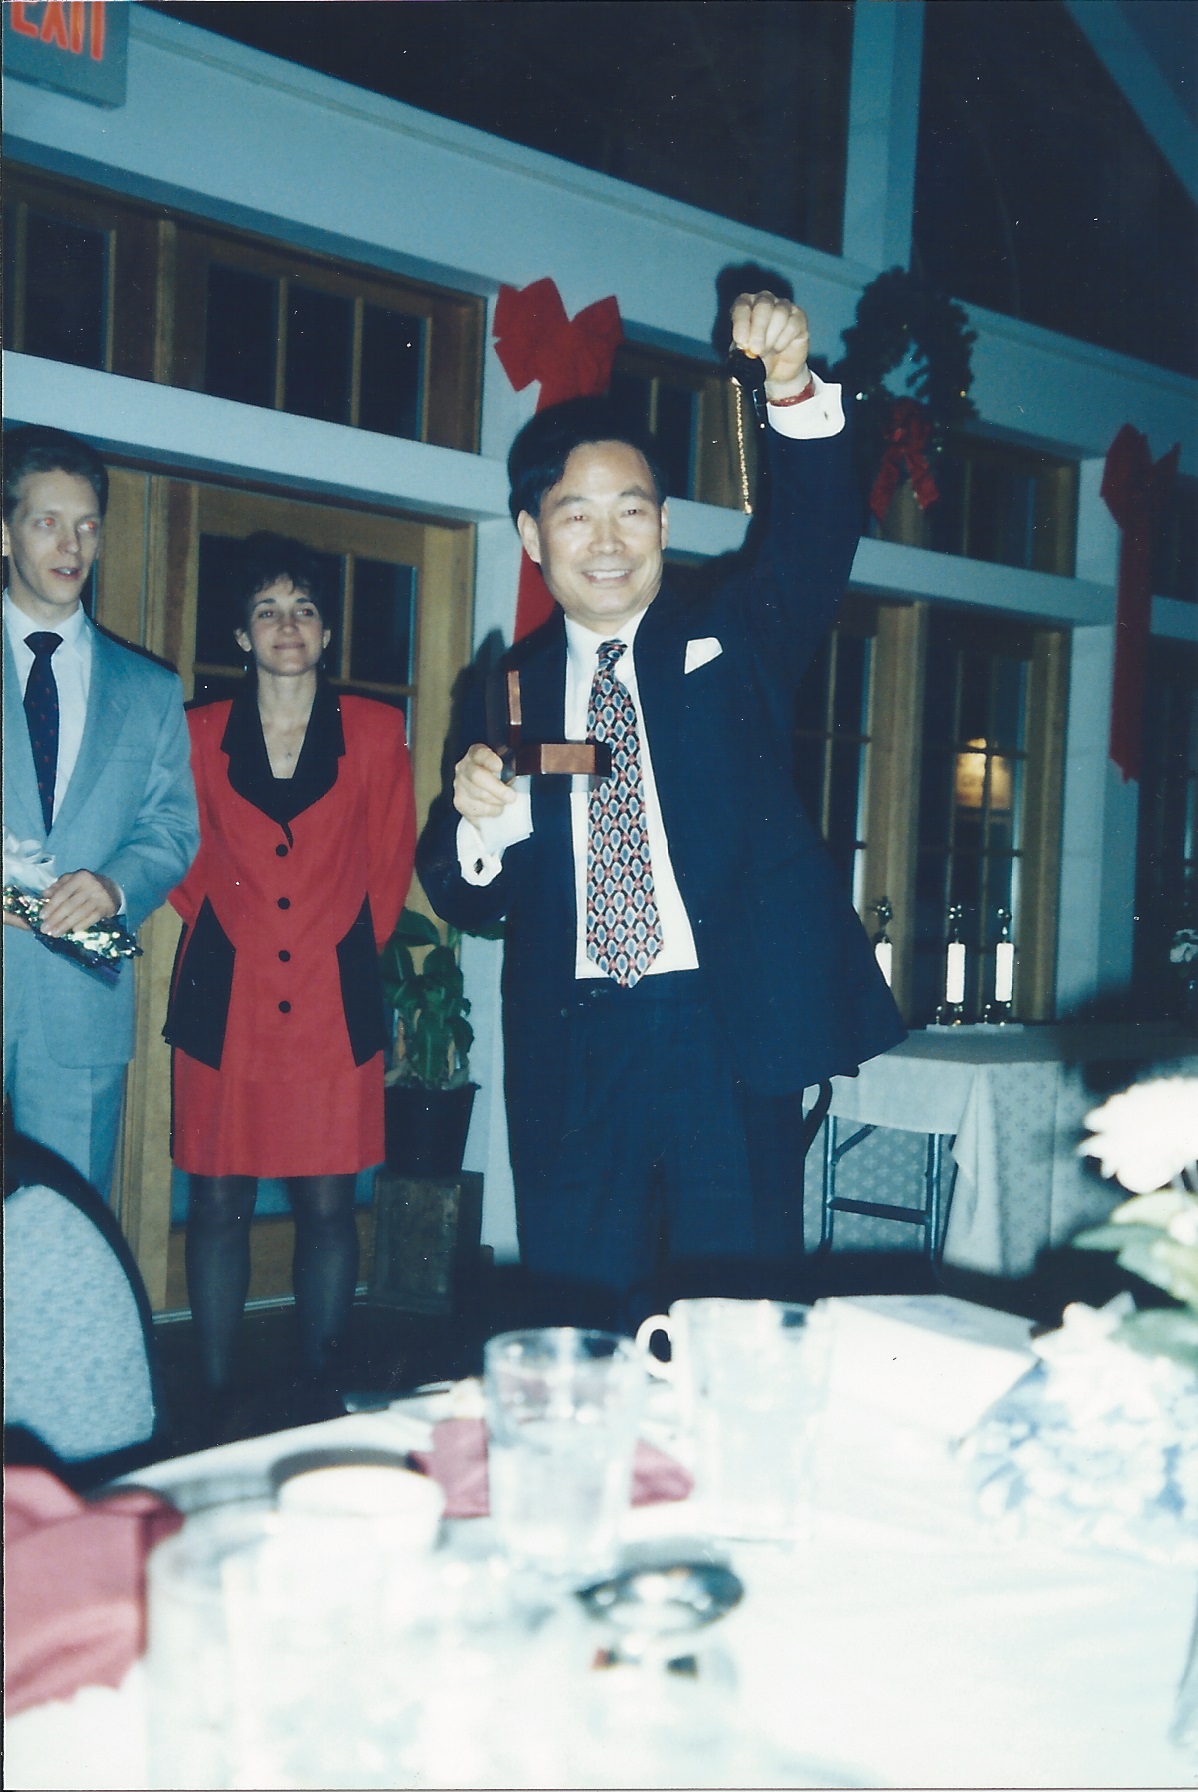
[165,534,415,1407]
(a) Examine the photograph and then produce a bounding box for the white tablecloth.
[829,1023,1198,1276]
[7,1391,1195,1790]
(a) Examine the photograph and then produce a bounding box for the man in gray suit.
[4,426,198,1202]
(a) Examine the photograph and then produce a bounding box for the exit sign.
[5,2,128,108]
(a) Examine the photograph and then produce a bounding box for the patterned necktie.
[586,638,663,987]
[24,631,63,833]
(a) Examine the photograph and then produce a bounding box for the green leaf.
[1116,1308,1198,1375]
[391,908,443,949]
[1073,1223,1168,1254]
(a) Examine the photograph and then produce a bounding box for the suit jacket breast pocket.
[163,897,234,1069]
[337,896,389,1067]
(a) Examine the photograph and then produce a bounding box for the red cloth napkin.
[4,1466,183,1718]
[412,1417,692,1520]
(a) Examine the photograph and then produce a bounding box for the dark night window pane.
[196,534,343,672]
[195,534,247,669]
[285,285,352,424]
[205,263,277,409]
[918,750,954,850]
[305,549,344,669]
[969,462,1036,569]
[654,384,696,500]
[609,369,651,438]
[359,306,424,439]
[831,635,868,737]
[1154,477,1198,605]
[23,212,107,368]
[957,655,989,744]
[921,631,958,747]
[351,559,416,686]
[991,657,1026,754]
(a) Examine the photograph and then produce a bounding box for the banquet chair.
[4,1133,166,1491]
[815,1095,949,1263]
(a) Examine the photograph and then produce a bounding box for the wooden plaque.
[501,669,611,778]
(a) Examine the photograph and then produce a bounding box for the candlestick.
[870,896,894,988]
[984,907,1015,1024]
[945,941,966,1005]
[994,941,1014,1005]
[934,904,967,1026]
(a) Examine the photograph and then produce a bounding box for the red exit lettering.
[9,1,106,58]
[40,2,70,49]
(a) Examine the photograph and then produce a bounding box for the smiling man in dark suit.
[3,425,198,1202]
[417,291,904,1327]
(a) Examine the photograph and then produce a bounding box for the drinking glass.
[654,1299,828,1542]
[146,1505,423,1790]
[483,1327,646,1584]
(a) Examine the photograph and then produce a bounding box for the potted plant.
[380,907,477,1179]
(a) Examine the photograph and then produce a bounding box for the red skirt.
[171,1050,384,1178]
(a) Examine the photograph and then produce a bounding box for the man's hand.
[731,291,811,400]
[38,870,121,937]
[454,744,517,825]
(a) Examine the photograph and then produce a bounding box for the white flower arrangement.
[1074,1077,1198,1374]
[1077,1077,1198,1195]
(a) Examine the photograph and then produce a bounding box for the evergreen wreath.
[825,267,978,518]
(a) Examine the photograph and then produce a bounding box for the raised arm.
[722,290,861,687]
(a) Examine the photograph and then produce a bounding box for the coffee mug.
[639,1299,826,1540]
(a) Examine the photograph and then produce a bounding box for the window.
[3,171,158,380]
[794,598,876,904]
[609,341,751,511]
[1154,476,1198,606]
[198,258,427,439]
[875,435,1078,577]
[173,225,480,452]
[4,165,484,453]
[910,610,1067,1024]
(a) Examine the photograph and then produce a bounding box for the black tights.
[185,1174,359,1393]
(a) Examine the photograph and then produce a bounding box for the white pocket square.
[685,637,723,674]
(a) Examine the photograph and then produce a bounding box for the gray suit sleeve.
[99,678,198,934]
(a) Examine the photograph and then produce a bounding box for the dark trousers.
[514,971,805,1333]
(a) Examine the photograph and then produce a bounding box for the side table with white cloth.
[7,1316,1197,1792]
[823,1023,1198,1277]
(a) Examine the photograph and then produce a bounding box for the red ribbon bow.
[869,398,939,524]
[494,279,624,637]
[1101,424,1180,783]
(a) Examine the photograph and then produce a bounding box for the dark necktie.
[585,638,663,988]
[24,631,63,833]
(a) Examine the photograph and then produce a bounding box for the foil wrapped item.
[4,834,141,983]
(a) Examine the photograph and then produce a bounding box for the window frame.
[5,163,484,453]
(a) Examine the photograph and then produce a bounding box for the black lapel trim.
[220,677,345,828]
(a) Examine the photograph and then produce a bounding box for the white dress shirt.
[4,592,92,821]
[456,376,845,976]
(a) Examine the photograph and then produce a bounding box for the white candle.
[875,938,893,986]
[946,940,966,1006]
[994,940,1014,1005]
